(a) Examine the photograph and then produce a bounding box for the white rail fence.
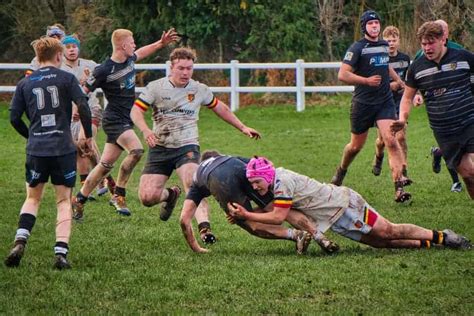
[0,60,354,112]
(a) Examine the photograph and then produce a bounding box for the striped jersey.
[389,51,411,105]
[134,77,218,148]
[342,38,392,104]
[405,48,474,135]
[85,54,137,121]
[272,167,350,233]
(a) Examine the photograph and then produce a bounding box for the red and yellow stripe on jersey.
[363,206,378,227]
[134,98,150,112]
[205,96,219,109]
[273,197,292,209]
[25,69,33,77]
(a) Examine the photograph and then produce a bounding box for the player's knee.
[129,149,144,163]
[100,161,114,171]
[139,189,161,207]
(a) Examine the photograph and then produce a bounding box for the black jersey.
[406,48,474,136]
[187,155,273,208]
[85,54,137,121]
[342,38,392,104]
[10,67,87,157]
[389,51,411,104]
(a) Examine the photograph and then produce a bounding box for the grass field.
[0,96,472,314]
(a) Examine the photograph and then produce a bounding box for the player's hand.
[143,129,157,148]
[366,75,382,87]
[160,28,179,46]
[390,120,406,135]
[412,94,423,107]
[241,126,261,140]
[78,138,93,157]
[225,213,236,224]
[193,246,210,253]
[80,68,91,85]
[227,202,247,220]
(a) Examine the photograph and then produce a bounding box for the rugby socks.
[54,241,69,258]
[432,230,446,245]
[115,186,126,197]
[402,165,408,178]
[287,228,295,240]
[166,188,176,202]
[14,213,36,245]
[76,191,88,204]
[420,240,431,249]
[80,174,88,185]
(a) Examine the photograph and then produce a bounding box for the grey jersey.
[272,167,350,233]
[61,58,101,110]
[135,77,217,148]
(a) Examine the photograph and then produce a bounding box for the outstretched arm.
[228,202,289,225]
[180,199,209,253]
[211,100,261,139]
[135,28,179,62]
[390,85,417,135]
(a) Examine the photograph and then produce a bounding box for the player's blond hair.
[382,26,400,38]
[111,29,133,50]
[31,36,64,63]
[170,47,196,64]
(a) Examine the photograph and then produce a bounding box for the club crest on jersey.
[449,63,457,70]
[187,93,195,102]
[344,52,353,61]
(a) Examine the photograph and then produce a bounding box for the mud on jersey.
[272,167,350,233]
[134,77,218,148]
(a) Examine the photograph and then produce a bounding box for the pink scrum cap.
[246,156,275,184]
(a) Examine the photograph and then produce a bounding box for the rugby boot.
[451,182,462,193]
[72,196,85,222]
[295,230,312,255]
[159,186,182,221]
[331,167,347,186]
[53,255,71,270]
[442,229,472,249]
[430,146,442,174]
[4,242,25,267]
[394,187,411,203]
[109,195,131,216]
[372,154,384,176]
[96,179,108,197]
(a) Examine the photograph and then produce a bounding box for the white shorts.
[330,190,379,241]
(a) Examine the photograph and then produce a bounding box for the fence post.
[166,60,171,77]
[296,59,305,112]
[230,60,239,111]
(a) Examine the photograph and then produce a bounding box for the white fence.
[0,60,354,112]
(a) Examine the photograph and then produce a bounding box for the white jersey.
[61,58,100,110]
[134,77,218,148]
[272,167,350,233]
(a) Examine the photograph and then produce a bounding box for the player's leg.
[73,142,123,220]
[377,119,411,202]
[109,129,144,215]
[372,128,385,176]
[396,126,408,177]
[457,152,474,199]
[5,183,45,267]
[53,184,73,269]
[331,132,369,185]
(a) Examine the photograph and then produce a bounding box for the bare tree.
[316,0,348,61]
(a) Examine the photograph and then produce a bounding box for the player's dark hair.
[417,22,444,41]
[170,47,196,63]
[200,150,220,162]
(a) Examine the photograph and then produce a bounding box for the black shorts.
[102,116,134,144]
[350,99,396,134]
[25,152,77,188]
[142,144,200,176]
[434,123,474,170]
[207,159,273,213]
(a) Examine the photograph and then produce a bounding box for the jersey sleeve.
[342,42,361,68]
[272,175,294,209]
[405,63,418,89]
[85,64,106,92]
[199,83,218,109]
[134,83,156,112]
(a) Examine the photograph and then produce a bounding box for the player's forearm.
[135,41,164,62]
[338,70,368,85]
[213,102,245,132]
[76,98,93,138]
[130,107,151,133]
[399,87,416,122]
[245,210,285,225]
[10,110,29,139]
